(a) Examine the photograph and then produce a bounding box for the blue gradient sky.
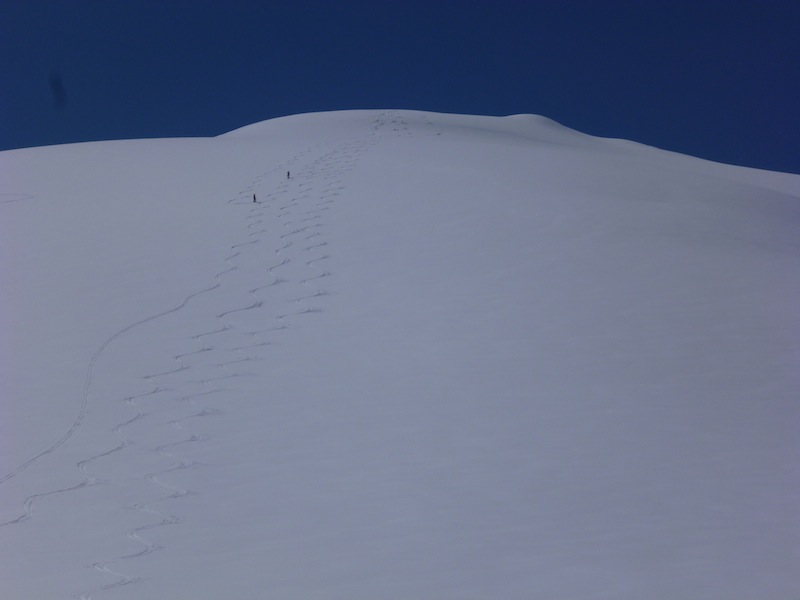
[2,0,798,173]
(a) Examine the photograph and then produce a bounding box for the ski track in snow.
[0,281,223,491]
[0,192,35,205]
[0,110,410,595]
[66,110,406,598]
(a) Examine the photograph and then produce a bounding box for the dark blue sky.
[2,1,798,173]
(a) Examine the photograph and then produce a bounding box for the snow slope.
[1,109,798,599]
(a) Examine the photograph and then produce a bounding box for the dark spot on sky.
[49,71,66,109]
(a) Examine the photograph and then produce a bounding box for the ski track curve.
[0,192,35,205]
[0,281,223,492]
[72,115,407,598]
[1,112,411,597]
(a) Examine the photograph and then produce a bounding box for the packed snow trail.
[72,122,389,598]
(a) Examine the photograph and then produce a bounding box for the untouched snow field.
[1,109,798,598]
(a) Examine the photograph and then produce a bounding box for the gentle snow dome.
[1,109,798,598]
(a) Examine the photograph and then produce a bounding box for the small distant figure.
[287,171,291,180]
[253,194,257,203]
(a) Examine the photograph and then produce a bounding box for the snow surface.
[1,109,798,598]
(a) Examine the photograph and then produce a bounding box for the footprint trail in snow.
[70,119,394,598]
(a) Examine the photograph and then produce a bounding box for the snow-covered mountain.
[1,109,798,599]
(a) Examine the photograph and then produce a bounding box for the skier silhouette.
[287,170,290,179]
[253,194,257,203]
